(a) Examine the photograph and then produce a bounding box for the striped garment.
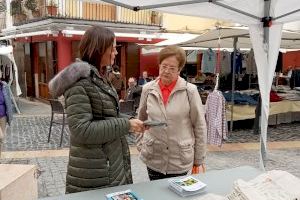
[205,90,228,146]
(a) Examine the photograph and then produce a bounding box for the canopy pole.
[230,37,238,133]
[258,0,272,171]
[263,0,271,45]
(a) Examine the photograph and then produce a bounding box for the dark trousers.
[147,167,188,181]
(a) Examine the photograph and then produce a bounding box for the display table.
[39,166,261,200]
[226,100,300,121]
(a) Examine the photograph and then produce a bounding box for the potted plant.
[46,0,57,16]
[24,0,40,17]
[10,0,27,23]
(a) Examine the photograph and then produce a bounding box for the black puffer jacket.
[49,61,132,193]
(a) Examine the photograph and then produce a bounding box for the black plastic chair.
[120,100,135,116]
[48,99,67,146]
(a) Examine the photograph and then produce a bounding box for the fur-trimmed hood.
[48,60,92,98]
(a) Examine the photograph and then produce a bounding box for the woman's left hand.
[192,164,206,174]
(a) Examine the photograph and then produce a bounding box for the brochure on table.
[168,176,207,197]
[106,189,142,200]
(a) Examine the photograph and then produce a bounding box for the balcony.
[10,0,162,26]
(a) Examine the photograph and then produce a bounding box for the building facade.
[1,0,162,99]
[1,0,234,99]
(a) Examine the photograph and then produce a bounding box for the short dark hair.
[79,26,115,68]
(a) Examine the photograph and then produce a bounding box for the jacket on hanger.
[205,90,227,146]
[231,51,243,74]
[202,48,216,74]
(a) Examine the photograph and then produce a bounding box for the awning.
[180,27,300,50]
[0,30,199,45]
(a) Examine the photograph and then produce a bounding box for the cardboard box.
[0,164,38,200]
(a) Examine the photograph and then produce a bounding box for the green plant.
[25,0,37,11]
[10,0,23,15]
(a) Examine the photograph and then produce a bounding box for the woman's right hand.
[129,119,145,133]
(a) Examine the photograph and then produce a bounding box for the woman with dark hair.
[49,25,145,193]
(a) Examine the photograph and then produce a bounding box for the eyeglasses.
[160,65,178,73]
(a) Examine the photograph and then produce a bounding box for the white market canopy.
[102,0,300,169]
[101,0,300,24]
[180,27,300,49]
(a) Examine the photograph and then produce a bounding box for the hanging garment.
[0,65,4,79]
[4,65,10,82]
[290,69,300,89]
[242,53,248,74]
[201,48,216,74]
[231,51,243,74]
[223,91,257,105]
[270,91,282,102]
[205,90,228,146]
[220,50,231,76]
[245,49,257,75]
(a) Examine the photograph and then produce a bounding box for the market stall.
[101,0,300,169]
[179,27,300,127]
[226,100,300,121]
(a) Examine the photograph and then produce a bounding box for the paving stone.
[2,116,137,151]
[226,122,300,143]
[3,115,300,151]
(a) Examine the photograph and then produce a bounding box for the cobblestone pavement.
[3,115,300,152]
[3,115,136,151]
[4,116,70,151]
[16,97,51,116]
[226,122,300,143]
